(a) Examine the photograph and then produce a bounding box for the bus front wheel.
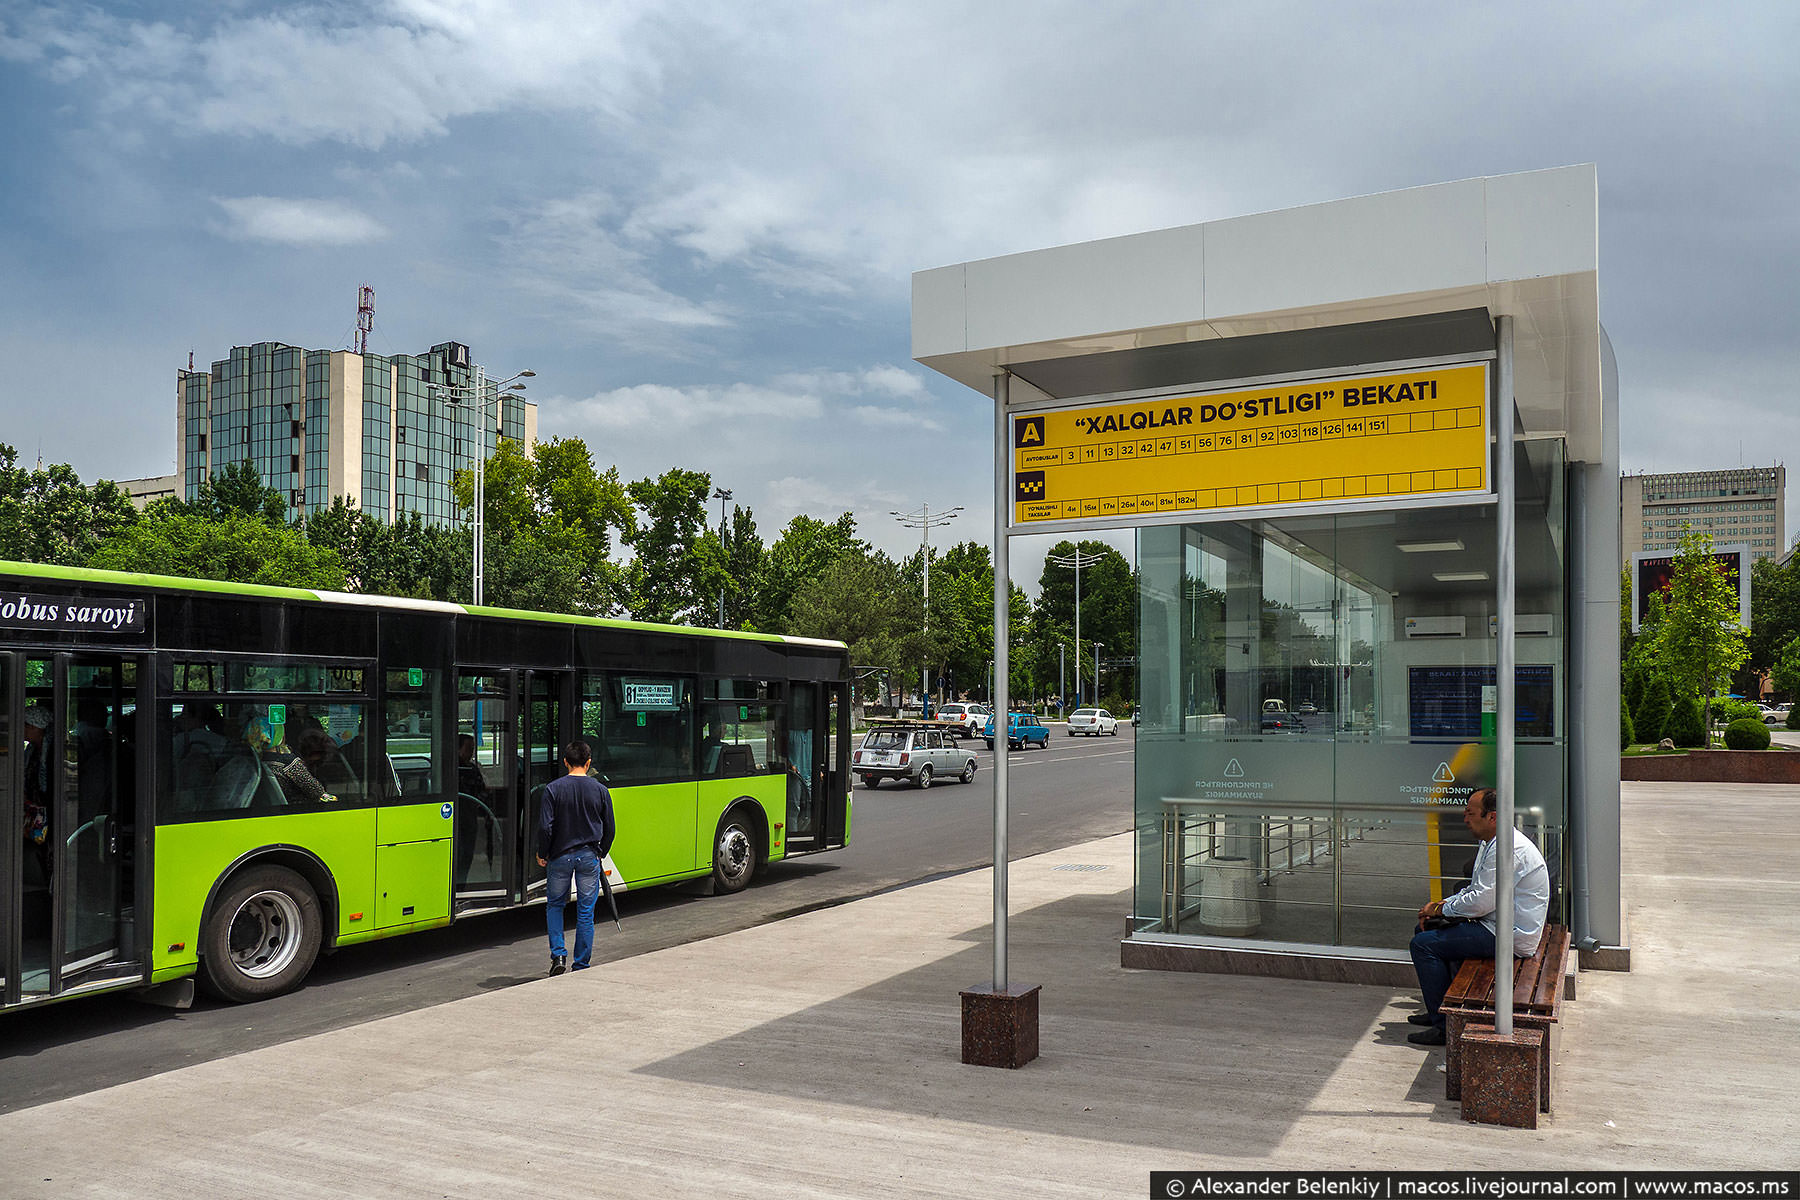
[712,808,758,895]
[199,864,323,1003]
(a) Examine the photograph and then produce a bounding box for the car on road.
[1261,699,1306,734]
[1132,707,1140,727]
[984,711,1050,750]
[1067,707,1118,736]
[853,722,978,789]
[935,702,992,739]
[1764,705,1792,725]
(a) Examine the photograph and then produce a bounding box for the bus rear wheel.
[199,864,322,1003]
[712,808,758,894]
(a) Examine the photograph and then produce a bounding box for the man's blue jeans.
[546,846,601,970]
[1409,920,1496,1028]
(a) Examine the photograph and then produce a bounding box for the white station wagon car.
[1067,707,1119,736]
[853,722,979,789]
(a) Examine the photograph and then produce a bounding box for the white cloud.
[852,405,939,432]
[215,196,387,245]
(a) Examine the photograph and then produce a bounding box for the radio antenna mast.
[355,285,376,355]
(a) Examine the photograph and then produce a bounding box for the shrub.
[1667,696,1706,748]
[1789,707,1800,731]
[1637,674,1673,744]
[1714,699,1762,726]
[1724,718,1772,750]
[1620,696,1635,750]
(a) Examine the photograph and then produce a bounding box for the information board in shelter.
[1011,362,1490,526]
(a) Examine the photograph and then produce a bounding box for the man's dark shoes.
[1407,1025,1447,1045]
[549,955,567,977]
[1407,1012,1436,1026]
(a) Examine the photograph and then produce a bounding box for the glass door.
[60,654,134,979]
[783,683,819,848]
[519,671,565,901]
[455,671,517,907]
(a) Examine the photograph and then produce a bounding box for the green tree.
[1636,672,1672,744]
[1749,553,1800,672]
[1644,529,1750,727]
[624,468,723,624]
[1620,694,1634,750]
[0,445,140,565]
[720,505,766,629]
[786,552,925,680]
[451,437,633,613]
[1769,634,1800,702]
[305,498,469,601]
[758,513,864,630]
[188,461,288,525]
[88,508,344,589]
[1666,695,1706,749]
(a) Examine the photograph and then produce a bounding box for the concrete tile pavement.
[1,781,1796,1197]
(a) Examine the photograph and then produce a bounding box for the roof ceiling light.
[1397,538,1465,553]
[1433,570,1491,582]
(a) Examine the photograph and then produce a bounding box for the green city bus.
[0,561,851,1011]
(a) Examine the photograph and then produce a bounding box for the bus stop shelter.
[912,166,1624,1061]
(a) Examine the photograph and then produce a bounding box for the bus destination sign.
[1011,362,1490,527]
[0,591,147,634]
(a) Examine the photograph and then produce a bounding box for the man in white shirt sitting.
[1407,786,1551,1046]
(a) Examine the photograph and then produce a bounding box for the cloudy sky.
[1,1,1796,569]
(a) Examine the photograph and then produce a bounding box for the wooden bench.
[1443,924,1571,1113]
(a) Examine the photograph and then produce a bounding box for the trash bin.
[1199,856,1260,935]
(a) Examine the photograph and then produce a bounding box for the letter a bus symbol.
[1014,416,1045,448]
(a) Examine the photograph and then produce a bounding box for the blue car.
[983,711,1049,750]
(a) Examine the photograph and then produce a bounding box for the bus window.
[159,699,371,818]
[581,672,693,784]
[383,668,443,801]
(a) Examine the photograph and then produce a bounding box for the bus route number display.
[1011,362,1490,526]
[621,678,680,711]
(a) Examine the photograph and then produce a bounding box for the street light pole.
[892,502,963,709]
[1047,547,1103,705]
[1094,641,1103,706]
[713,486,733,628]
[435,365,533,607]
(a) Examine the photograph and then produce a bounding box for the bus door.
[2,652,141,1005]
[455,670,518,909]
[518,670,567,903]
[782,681,848,851]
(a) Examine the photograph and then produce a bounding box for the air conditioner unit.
[1490,614,1556,637]
[1404,616,1467,639]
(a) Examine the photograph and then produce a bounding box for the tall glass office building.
[178,340,537,525]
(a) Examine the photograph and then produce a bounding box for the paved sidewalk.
[2,782,1796,1196]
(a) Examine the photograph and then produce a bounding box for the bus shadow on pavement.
[633,889,1412,1155]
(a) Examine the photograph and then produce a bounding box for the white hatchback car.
[935,702,992,739]
[1067,707,1119,736]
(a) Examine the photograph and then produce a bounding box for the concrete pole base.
[1459,1023,1545,1128]
[960,983,1041,1068]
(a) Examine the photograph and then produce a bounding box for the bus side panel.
[151,809,378,977]
[696,775,786,867]
[608,780,700,883]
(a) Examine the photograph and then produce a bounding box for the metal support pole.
[1073,557,1082,704]
[473,363,486,607]
[1495,315,1518,1036]
[991,372,1011,991]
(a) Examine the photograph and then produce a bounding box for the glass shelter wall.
[1134,441,1567,953]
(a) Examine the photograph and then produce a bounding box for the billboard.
[1010,362,1490,528]
[1630,544,1750,633]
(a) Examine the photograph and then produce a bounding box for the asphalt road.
[0,726,1136,1113]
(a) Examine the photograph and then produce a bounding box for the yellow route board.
[1012,362,1490,525]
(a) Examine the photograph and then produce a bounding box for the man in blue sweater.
[535,740,616,976]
